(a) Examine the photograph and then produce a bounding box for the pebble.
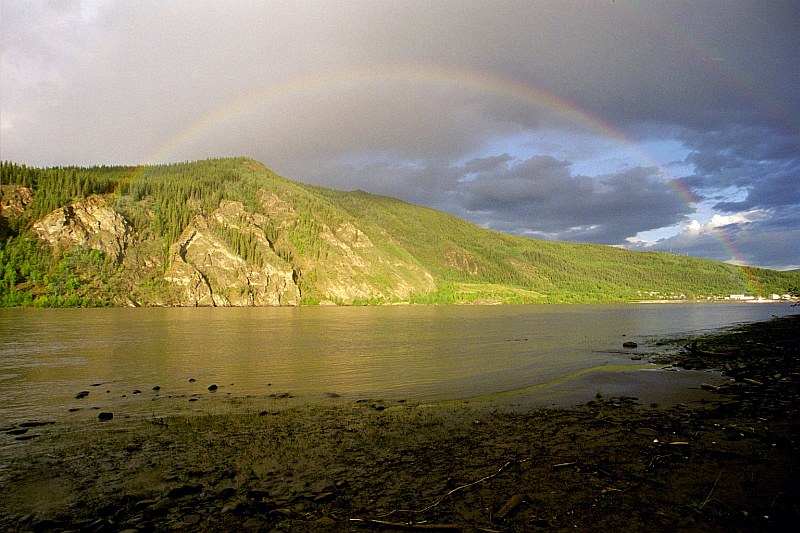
[31,518,66,531]
[183,514,201,526]
[246,489,270,501]
[216,487,237,499]
[221,502,243,514]
[19,421,55,428]
[133,499,158,511]
[167,483,203,499]
[315,517,338,527]
[83,517,112,531]
[313,491,336,503]
[242,517,268,531]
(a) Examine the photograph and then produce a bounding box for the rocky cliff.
[25,190,435,306]
[33,196,131,264]
[164,203,300,306]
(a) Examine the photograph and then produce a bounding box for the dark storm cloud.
[307,154,695,245]
[1,0,797,268]
[679,126,800,209]
[455,158,694,243]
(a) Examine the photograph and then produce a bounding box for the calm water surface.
[1,303,796,423]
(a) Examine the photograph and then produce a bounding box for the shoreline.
[0,358,720,428]
[1,315,798,532]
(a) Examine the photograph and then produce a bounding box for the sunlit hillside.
[1,158,798,306]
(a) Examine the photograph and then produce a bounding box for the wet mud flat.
[1,314,798,532]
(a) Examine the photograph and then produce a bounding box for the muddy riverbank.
[1,314,798,532]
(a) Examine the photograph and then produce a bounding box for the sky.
[1,1,798,270]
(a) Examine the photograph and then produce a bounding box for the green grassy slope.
[314,187,797,303]
[1,157,798,306]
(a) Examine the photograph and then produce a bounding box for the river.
[1,303,796,424]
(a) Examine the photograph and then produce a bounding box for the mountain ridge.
[1,157,798,306]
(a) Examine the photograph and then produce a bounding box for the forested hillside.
[1,158,798,307]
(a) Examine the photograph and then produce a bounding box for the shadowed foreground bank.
[1,315,798,532]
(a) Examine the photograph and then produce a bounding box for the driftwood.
[349,518,461,530]
[494,493,526,520]
[693,349,732,357]
[377,458,529,518]
[688,340,731,357]
[351,458,531,530]
[700,472,723,510]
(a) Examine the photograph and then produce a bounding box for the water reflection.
[0,303,796,423]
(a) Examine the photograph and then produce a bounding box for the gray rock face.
[33,196,131,263]
[164,201,300,306]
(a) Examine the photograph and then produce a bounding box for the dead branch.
[371,458,530,520]
[348,518,461,530]
[700,471,723,509]
[494,493,526,520]
[647,454,669,469]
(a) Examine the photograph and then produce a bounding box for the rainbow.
[142,62,697,197]
[137,62,761,287]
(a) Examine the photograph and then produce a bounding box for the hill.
[1,157,798,306]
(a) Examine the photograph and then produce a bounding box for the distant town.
[637,291,798,303]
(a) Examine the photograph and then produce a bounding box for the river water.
[1,303,796,424]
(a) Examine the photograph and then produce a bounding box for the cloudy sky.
[2,1,798,269]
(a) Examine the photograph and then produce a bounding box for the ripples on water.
[0,303,796,423]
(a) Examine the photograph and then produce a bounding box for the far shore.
[632,298,797,304]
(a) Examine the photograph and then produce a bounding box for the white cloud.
[682,210,767,236]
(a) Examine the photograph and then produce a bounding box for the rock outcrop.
[161,195,435,306]
[250,192,435,303]
[33,196,131,263]
[0,185,33,218]
[310,219,435,303]
[164,202,300,306]
[20,177,435,306]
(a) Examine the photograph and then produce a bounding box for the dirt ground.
[1,314,798,532]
